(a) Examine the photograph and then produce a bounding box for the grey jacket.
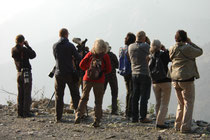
[169,42,203,80]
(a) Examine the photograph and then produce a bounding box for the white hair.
[150,39,161,54]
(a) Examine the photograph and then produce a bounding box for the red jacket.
[79,52,112,83]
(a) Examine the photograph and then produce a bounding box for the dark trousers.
[55,74,80,120]
[132,74,151,120]
[17,71,32,116]
[124,74,133,117]
[104,74,118,113]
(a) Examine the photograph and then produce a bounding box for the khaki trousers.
[76,81,104,122]
[153,82,171,125]
[173,81,195,132]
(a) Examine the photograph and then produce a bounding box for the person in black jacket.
[53,28,81,122]
[149,40,171,129]
[11,34,36,118]
[104,42,119,115]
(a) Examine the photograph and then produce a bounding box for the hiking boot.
[55,119,65,123]
[74,117,81,124]
[17,115,24,118]
[92,121,100,127]
[132,119,139,123]
[140,118,152,123]
[181,129,195,134]
[111,111,119,115]
[156,124,169,129]
[23,112,35,118]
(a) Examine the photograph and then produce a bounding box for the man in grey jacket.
[128,31,152,123]
[169,30,203,133]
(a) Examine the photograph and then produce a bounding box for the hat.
[72,38,81,44]
[105,42,111,51]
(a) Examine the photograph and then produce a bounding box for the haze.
[0,0,209,121]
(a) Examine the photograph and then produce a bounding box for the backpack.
[118,46,131,76]
[87,55,105,80]
[149,53,167,81]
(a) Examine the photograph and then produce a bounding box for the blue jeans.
[132,74,151,121]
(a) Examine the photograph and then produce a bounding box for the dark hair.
[59,28,69,37]
[176,30,187,42]
[15,34,25,44]
[125,32,136,45]
[145,36,151,45]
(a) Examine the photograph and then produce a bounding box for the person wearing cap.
[128,31,152,123]
[104,42,119,115]
[75,39,112,127]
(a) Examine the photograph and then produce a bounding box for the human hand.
[24,41,29,46]
[187,38,192,44]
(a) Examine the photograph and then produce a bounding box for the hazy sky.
[0,0,210,119]
[1,0,210,63]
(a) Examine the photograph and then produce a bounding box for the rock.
[105,135,116,139]
[28,131,35,135]
[31,102,39,109]
[158,130,167,133]
[168,113,176,119]
[16,130,21,133]
[192,134,201,138]
[165,119,175,125]
[30,118,35,121]
[0,123,4,126]
[196,120,209,127]
[63,108,74,114]
[73,134,81,137]
[207,125,210,132]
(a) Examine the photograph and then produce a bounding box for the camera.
[48,66,56,78]
[21,68,30,84]
[72,38,88,53]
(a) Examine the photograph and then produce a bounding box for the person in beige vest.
[169,30,203,133]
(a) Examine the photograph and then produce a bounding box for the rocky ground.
[0,99,210,140]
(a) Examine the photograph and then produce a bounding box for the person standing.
[169,30,203,133]
[149,40,171,129]
[53,28,81,122]
[75,39,111,127]
[118,33,136,119]
[104,42,119,115]
[11,35,36,118]
[128,31,152,123]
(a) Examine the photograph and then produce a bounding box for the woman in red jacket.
[75,39,112,127]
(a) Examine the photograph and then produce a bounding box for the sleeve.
[79,52,91,71]
[112,53,119,69]
[161,50,171,62]
[72,44,82,62]
[11,48,17,59]
[53,44,56,59]
[104,54,112,74]
[26,45,36,59]
[182,43,203,58]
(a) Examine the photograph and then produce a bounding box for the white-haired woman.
[149,39,171,129]
[75,39,112,127]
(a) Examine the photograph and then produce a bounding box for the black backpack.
[149,53,166,81]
